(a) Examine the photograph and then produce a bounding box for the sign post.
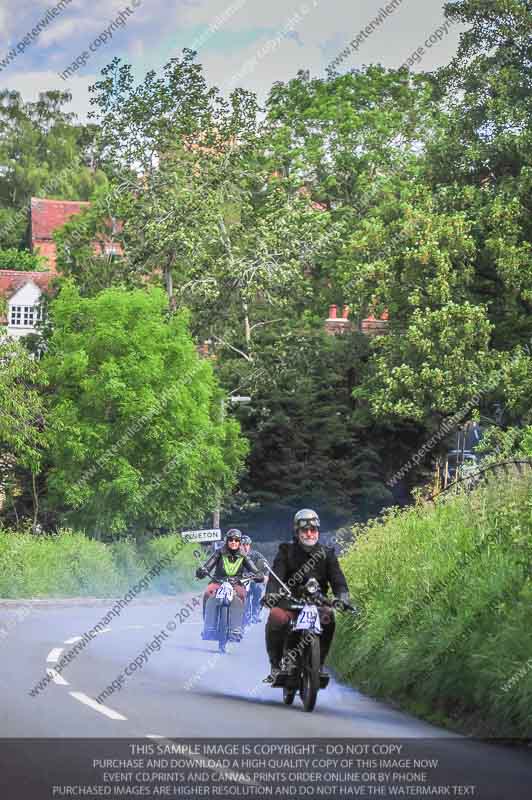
[181,528,222,543]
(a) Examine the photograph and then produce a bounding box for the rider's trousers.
[203,582,246,633]
[265,606,335,667]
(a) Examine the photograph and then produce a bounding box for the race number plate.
[215,582,234,604]
[294,604,322,633]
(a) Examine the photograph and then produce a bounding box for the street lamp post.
[212,395,251,529]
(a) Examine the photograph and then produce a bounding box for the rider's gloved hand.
[333,592,352,611]
[253,573,265,583]
[195,567,207,579]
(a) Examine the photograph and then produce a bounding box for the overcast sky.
[0,0,465,121]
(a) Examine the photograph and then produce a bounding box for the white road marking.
[46,647,64,663]
[46,668,69,686]
[95,627,112,634]
[64,636,82,644]
[146,734,165,739]
[69,692,127,721]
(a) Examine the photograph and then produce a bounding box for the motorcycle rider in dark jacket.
[195,528,262,641]
[262,509,350,682]
[240,535,267,623]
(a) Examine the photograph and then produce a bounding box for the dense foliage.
[331,468,532,736]
[41,283,247,535]
[0,248,47,271]
[0,90,107,250]
[0,0,530,535]
[0,528,198,597]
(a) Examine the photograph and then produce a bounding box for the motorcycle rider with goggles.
[196,529,263,642]
[262,509,351,682]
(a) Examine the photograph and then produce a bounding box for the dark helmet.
[225,528,242,545]
[241,535,252,546]
[293,509,320,535]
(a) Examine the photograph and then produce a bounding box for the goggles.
[227,536,241,542]
[297,522,319,532]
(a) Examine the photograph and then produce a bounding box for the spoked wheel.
[299,636,320,712]
[283,687,296,705]
[217,605,230,654]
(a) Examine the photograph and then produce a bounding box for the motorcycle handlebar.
[197,572,257,585]
[262,591,358,615]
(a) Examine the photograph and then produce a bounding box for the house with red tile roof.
[0,270,55,339]
[30,197,124,271]
[0,197,123,338]
[30,197,91,272]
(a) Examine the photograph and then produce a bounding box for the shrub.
[0,529,199,598]
[330,470,532,736]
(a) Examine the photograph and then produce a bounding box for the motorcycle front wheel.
[300,635,320,712]
[217,605,230,654]
[283,687,296,705]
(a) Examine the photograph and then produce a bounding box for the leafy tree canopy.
[42,283,248,535]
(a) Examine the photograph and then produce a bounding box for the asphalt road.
[1,596,531,799]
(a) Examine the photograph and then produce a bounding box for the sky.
[0,0,465,121]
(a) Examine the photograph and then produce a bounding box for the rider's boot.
[229,626,243,642]
[263,660,281,684]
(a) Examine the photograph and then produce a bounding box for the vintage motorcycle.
[266,577,358,711]
[198,570,256,653]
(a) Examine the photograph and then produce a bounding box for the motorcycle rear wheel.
[300,636,320,712]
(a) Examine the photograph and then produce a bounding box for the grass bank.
[0,529,198,598]
[330,471,532,737]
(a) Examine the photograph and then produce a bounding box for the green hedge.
[330,471,532,737]
[0,529,198,598]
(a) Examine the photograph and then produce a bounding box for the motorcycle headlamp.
[305,578,319,594]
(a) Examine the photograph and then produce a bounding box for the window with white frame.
[9,304,42,328]
[104,241,121,256]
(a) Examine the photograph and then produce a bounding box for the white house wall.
[7,280,43,339]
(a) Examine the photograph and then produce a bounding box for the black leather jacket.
[265,540,348,601]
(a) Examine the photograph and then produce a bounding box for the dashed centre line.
[69,691,127,721]
[46,647,64,663]
[46,668,69,686]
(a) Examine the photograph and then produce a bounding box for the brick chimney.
[324,304,354,336]
[361,307,390,337]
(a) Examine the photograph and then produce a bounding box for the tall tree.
[42,282,248,536]
[0,328,46,530]
[0,90,107,248]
